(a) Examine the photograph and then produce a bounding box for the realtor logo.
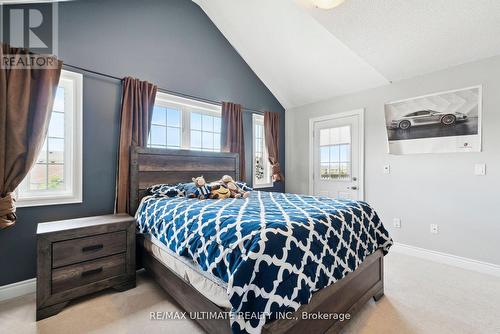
[1,2,58,55]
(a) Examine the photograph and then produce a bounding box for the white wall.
[286,56,500,265]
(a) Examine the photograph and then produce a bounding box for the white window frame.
[149,92,221,151]
[252,114,273,189]
[16,70,83,207]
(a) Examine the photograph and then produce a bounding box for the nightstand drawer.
[52,231,127,268]
[51,253,126,294]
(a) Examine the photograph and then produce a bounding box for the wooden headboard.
[129,146,240,213]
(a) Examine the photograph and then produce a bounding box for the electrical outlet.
[430,224,439,234]
[393,218,401,228]
[383,164,391,174]
[474,163,486,176]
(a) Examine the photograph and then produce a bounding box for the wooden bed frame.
[130,146,384,334]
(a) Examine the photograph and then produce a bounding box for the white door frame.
[308,109,365,200]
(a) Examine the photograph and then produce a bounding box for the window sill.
[253,183,274,189]
[16,195,82,208]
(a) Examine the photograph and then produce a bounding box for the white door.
[311,111,363,200]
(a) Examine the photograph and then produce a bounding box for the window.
[149,106,182,149]
[319,126,351,181]
[17,70,83,207]
[190,112,221,152]
[148,92,221,151]
[252,114,273,188]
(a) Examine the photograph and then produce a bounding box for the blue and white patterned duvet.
[136,191,392,334]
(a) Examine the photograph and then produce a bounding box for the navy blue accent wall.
[0,0,284,286]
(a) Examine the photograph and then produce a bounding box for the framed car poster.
[384,86,482,154]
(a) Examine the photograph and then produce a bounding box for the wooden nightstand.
[36,214,136,320]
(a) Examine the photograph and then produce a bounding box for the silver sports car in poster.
[388,109,468,130]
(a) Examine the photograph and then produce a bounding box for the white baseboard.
[0,278,36,302]
[391,242,500,277]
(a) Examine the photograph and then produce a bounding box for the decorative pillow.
[236,181,253,192]
[176,182,196,198]
[178,181,211,199]
[146,183,185,197]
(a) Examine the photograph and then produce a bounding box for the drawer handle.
[81,267,103,277]
[82,244,104,252]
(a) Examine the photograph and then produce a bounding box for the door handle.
[82,244,104,252]
[350,186,358,190]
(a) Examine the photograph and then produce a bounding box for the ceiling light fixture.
[312,0,345,10]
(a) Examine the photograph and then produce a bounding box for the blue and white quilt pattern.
[136,191,393,334]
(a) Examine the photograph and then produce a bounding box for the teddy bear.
[190,176,211,199]
[220,175,250,198]
[226,181,242,198]
[208,181,231,199]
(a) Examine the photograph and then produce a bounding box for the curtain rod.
[63,63,266,114]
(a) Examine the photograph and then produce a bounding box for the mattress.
[142,234,231,309]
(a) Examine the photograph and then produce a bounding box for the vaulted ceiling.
[193,0,500,109]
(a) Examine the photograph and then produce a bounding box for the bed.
[130,146,392,334]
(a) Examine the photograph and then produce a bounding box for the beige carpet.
[1,252,500,334]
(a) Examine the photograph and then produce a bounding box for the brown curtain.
[0,43,63,229]
[221,102,245,180]
[264,111,283,182]
[115,77,157,213]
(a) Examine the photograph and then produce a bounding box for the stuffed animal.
[226,181,242,198]
[208,182,231,199]
[220,175,250,198]
[191,176,211,199]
